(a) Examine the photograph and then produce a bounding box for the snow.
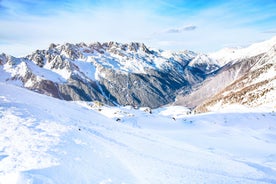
[1,82,276,183]
[189,54,219,66]
[210,36,276,66]
[156,106,191,118]
[71,59,97,81]
[90,52,157,75]
[0,57,67,84]
[51,43,198,76]
[188,53,220,73]
[1,42,204,89]
[26,60,67,83]
[44,66,71,81]
[3,61,28,79]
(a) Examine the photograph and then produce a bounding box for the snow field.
[0,83,276,183]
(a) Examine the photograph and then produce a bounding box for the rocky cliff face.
[174,54,264,108]
[0,42,219,108]
[2,37,274,111]
[174,36,276,111]
[194,45,276,112]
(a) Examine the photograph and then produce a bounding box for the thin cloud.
[164,25,197,34]
[0,0,275,56]
[262,29,276,34]
[151,25,197,36]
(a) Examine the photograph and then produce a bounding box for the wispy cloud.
[0,1,162,56]
[262,30,276,34]
[0,0,275,56]
[162,25,197,34]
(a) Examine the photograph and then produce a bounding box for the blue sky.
[0,0,275,56]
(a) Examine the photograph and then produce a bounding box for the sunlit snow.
[0,83,276,183]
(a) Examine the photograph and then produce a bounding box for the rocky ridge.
[1,37,275,111]
[195,45,276,112]
[0,42,219,108]
[174,36,276,112]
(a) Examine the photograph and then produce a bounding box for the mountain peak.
[2,37,275,110]
[1,40,219,108]
[209,36,276,66]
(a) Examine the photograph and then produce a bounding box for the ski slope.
[0,82,276,183]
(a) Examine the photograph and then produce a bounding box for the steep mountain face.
[209,36,276,66]
[195,46,276,112]
[174,54,264,108]
[0,42,219,108]
[2,37,274,110]
[174,36,276,111]
[194,44,276,112]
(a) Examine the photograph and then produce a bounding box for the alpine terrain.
[0,82,276,184]
[0,42,219,108]
[175,36,276,111]
[0,36,276,184]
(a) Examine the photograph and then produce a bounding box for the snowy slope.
[188,53,220,74]
[1,82,276,183]
[209,36,276,66]
[196,45,276,112]
[175,36,276,110]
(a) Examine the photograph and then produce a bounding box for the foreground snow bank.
[0,83,276,184]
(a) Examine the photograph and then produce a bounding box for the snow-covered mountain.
[188,53,220,74]
[1,82,276,183]
[1,37,275,111]
[0,42,219,108]
[1,37,276,183]
[209,36,276,66]
[174,36,276,111]
[196,45,276,112]
[174,53,264,109]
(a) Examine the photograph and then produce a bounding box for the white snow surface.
[0,56,67,84]
[41,42,197,77]
[189,54,219,66]
[209,36,276,66]
[1,82,276,184]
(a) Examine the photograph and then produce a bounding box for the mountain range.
[1,36,276,183]
[1,36,275,111]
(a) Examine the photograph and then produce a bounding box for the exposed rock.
[1,38,275,110]
[174,54,264,109]
[0,42,218,108]
[194,45,276,113]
